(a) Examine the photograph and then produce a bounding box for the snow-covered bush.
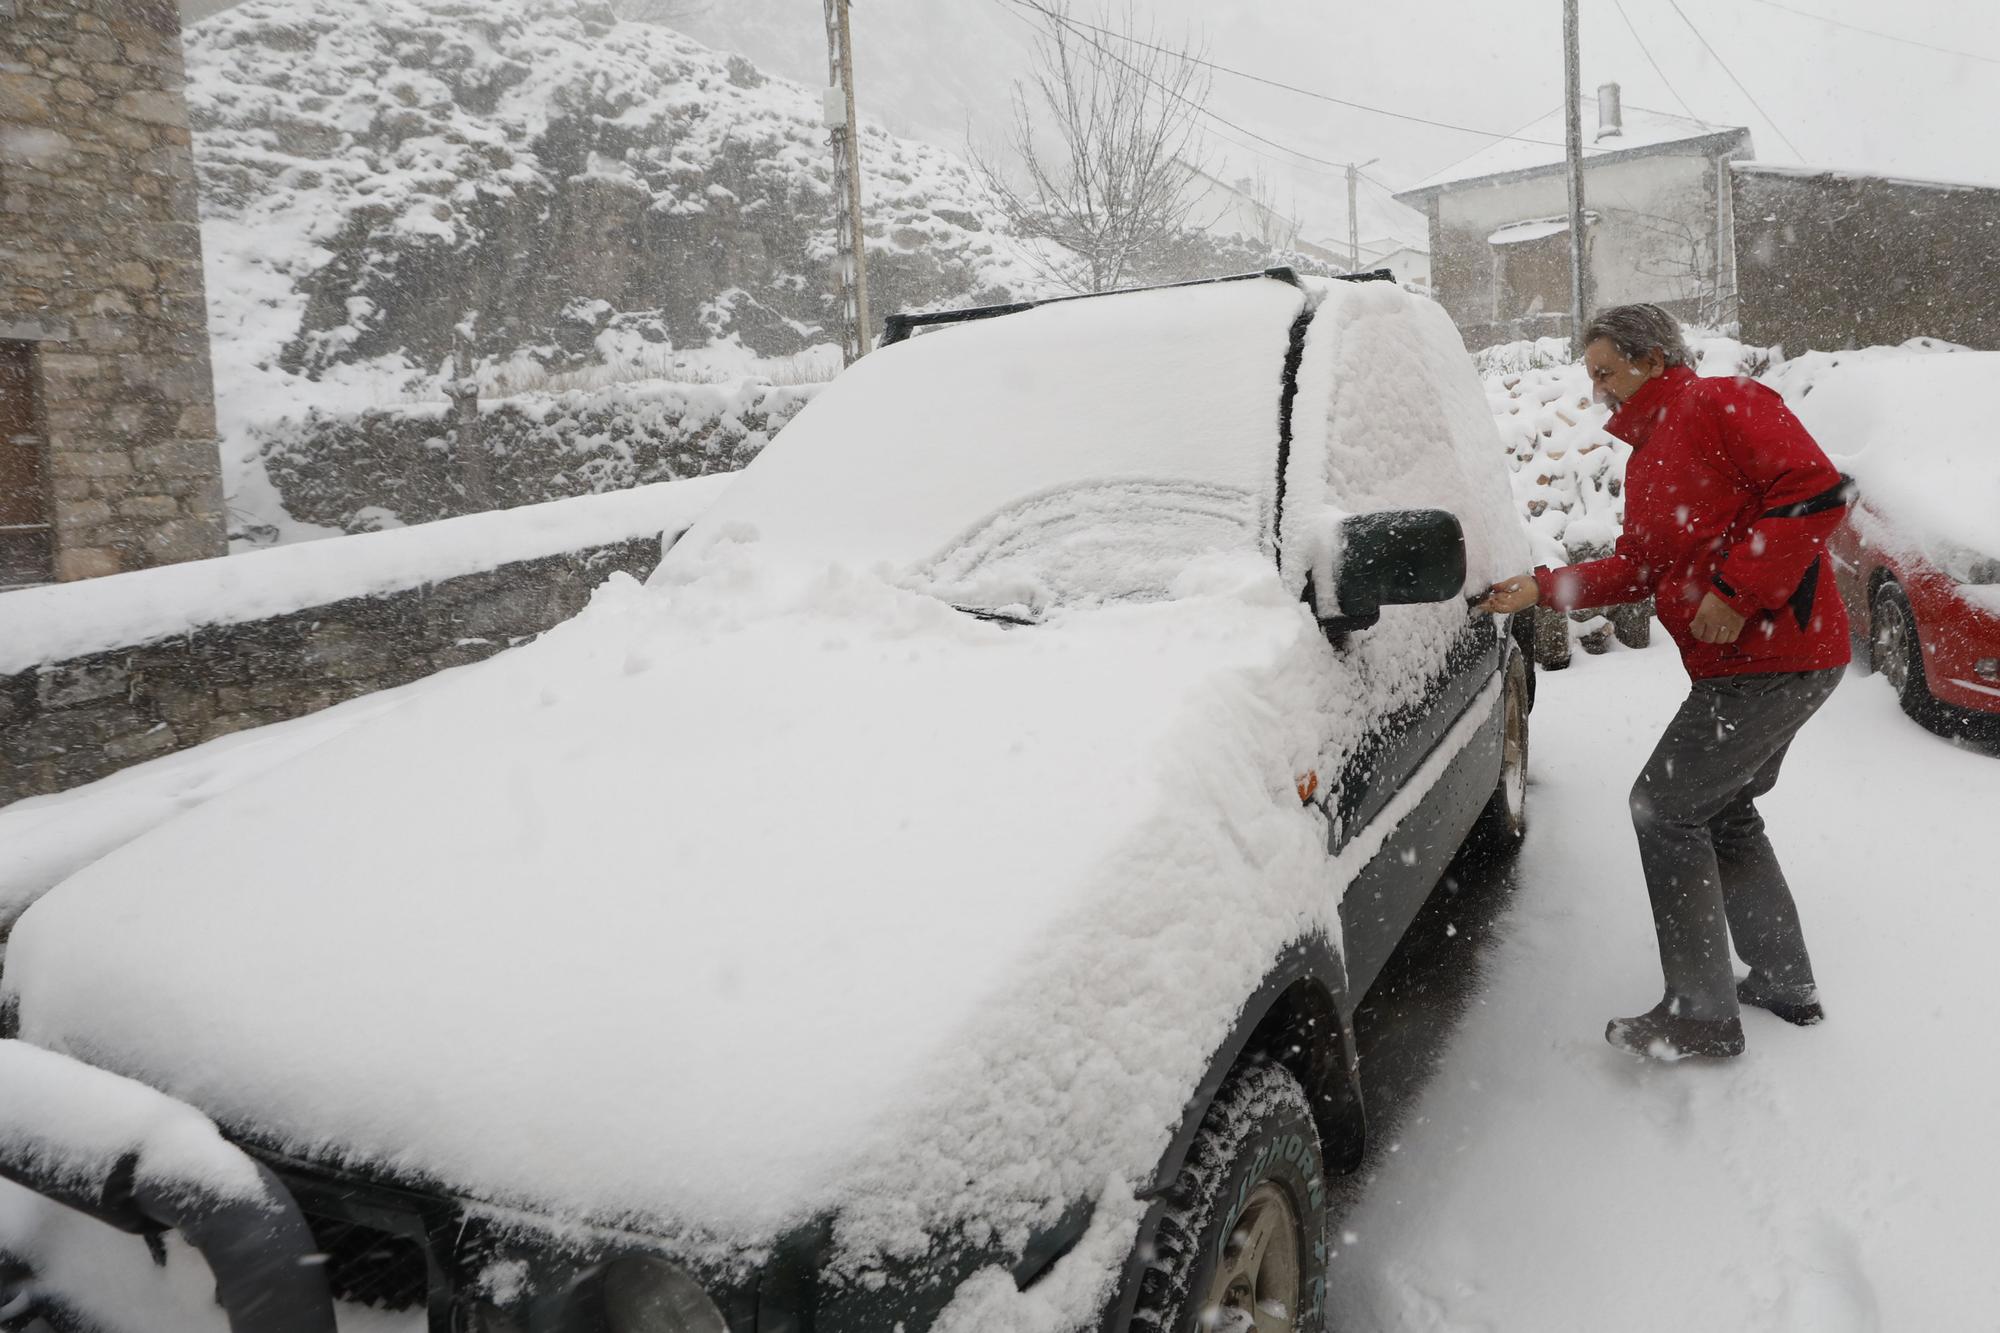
[1477,326,1782,660]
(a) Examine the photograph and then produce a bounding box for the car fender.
[1096,933,1362,1332]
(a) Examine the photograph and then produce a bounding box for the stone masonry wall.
[0,536,660,805]
[1734,166,2000,354]
[0,0,227,579]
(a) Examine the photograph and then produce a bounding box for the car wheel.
[1871,580,1950,732]
[1463,653,1530,861]
[1132,1064,1328,1333]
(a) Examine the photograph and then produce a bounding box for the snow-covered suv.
[0,269,1531,1333]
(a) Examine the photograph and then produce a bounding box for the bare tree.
[1235,164,1299,254]
[973,2,1211,293]
[1607,207,1734,328]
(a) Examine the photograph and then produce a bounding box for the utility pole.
[1344,157,1379,272]
[822,0,871,364]
[1563,0,1590,355]
[447,311,488,510]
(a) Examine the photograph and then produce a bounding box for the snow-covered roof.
[1733,160,2000,194]
[1487,217,1570,246]
[1399,96,1748,199]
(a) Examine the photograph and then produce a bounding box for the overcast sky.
[180,0,2000,242]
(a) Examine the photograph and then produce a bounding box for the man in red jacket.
[1479,304,1852,1061]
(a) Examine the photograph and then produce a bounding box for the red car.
[1778,351,2000,736]
[1827,502,2000,732]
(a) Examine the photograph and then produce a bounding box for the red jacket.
[1533,365,1852,679]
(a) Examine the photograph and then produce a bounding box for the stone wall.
[0,536,659,805]
[1734,165,2000,354]
[253,378,815,538]
[0,0,226,580]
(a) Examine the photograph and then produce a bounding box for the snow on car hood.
[3,545,1343,1268]
[1769,346,2000,559]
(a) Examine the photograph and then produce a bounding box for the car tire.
[1132,1064,1328,1333]
[1463,652,1530,861]
[1871,580,1951,733]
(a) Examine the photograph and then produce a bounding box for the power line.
[1664,0,1807,159]
[1611,0,1711,128]
[1737,0,2000,66]
[1395,104,1563,195]
[1002,0,1575,150]
[990,0,1388,177]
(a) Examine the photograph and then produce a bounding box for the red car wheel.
[1873,579,1954,734]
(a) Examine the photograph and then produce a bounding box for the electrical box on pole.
[1563,0,1590,356]
[823,0,871,365]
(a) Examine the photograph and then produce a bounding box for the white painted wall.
[1430,147,1743,342]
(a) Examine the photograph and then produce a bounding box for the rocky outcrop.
[183,0,1050,381]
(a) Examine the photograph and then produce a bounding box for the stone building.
[1395,85,1752,350]
[0,0,225,589]
[1733,164,2000,354]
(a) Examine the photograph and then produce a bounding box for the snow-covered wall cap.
[0,475,735,676]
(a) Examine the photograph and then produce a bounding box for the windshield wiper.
[952,604,1040,626]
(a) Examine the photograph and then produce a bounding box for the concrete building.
[1181,159,1431,284]
[1395,84,1751,350]
[1353,239,1431,291]
[0,0,225,589]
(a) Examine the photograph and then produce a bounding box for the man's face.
[1583,337,1665,407]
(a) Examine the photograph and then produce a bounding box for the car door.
[1282,280,1526,998]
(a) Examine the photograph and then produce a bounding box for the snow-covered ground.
[1331,635,2000,1332]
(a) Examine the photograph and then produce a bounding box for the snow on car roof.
[1768,346,2000,557]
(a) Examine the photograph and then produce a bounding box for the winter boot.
[1737,972,1824,1026]
[1605,1001,1745,1061]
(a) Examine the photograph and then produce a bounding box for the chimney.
[1596,82,1623,139]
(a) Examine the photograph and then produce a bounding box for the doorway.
[1,341,53,588]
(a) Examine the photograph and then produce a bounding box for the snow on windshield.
[1767,346,1999,558]
[666,277,1305,612]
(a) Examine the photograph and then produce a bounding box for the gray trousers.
[1628,668,1842,1020]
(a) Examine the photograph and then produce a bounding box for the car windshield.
[666,277,1305,613]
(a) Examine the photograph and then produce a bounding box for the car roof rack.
[879,265,1397,347]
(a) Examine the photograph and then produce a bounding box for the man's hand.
[1690,591,1747,644]
[1476,574,1541,615]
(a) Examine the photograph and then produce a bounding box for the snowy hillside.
[187,0,1052,381]
[182,0,1061,540]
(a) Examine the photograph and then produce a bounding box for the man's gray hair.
[1583,303,1691,368]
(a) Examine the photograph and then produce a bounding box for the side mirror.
[1306,508,1467,633]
